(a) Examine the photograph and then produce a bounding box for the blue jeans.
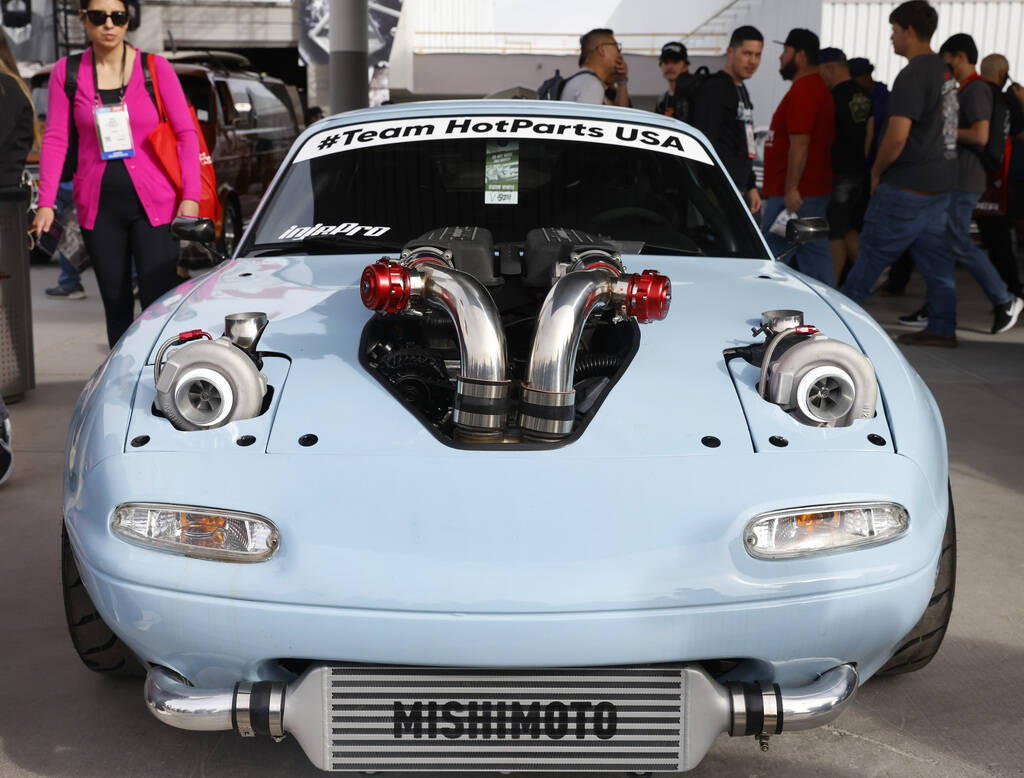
[761,194,834,286]
[947,191,1012,307]
[841,183,955,336]
[54,182,81,291]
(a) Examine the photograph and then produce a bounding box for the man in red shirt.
[761,28,837,285]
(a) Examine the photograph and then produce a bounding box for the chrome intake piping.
[519,259,671,439]
[728,663,859,737]
[145,667,286,738]
[145,667,234,732]
[361,256,510,437]
[520,268,626,439]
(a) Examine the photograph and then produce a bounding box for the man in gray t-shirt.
[840,1,963,345]
[560,28,631,106]
[930,33,1021,333]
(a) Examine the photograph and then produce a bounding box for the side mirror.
[785,217,829,244]
[171,216,216,244]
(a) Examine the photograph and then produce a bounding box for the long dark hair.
[0,27,40,148]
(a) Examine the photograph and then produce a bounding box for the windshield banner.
[292,115,713,166]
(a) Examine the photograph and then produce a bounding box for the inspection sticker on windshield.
[485,141,519,205]
[293,116,713,165]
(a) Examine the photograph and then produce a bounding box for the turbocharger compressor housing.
[766,337,878,427]
[155,338,268,431]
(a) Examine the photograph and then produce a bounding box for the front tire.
[876,489,956,676]
[61,524,145,677]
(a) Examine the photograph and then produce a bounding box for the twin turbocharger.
[154,312,269,431]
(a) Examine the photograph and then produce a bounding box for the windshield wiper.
[246,234,404,257]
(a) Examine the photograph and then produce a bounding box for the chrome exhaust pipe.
[361,256,509,438]
[728,663,858,737]
[145,666,286,739]
[520,255,671,439]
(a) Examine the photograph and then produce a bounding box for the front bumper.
[79,556,937,688]
[145,663,859,772]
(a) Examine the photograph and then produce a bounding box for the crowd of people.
[561,0,1024,346]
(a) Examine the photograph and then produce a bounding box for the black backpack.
[60,50,157,182]
[976,82,1010,173]
[536,68,601,101]
[662,66,710,123]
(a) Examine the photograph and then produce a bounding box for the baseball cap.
[775,28,820,58]
[847,57,874,77]
[818,47,846,64]
[660,41,688,62]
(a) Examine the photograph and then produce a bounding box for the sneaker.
[0,418,12,487]
[897,330,958,348]
[898,305,929,328]
[992,296,1024,334]
[45,284,86,300]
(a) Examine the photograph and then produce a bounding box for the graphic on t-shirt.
[849,92,872,124]
[941,75,958,160]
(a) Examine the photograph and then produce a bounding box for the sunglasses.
[597,41,623,53]
[82,9,129,26]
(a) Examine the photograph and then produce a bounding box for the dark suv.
[30,50,302,256]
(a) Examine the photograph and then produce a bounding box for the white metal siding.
[822,1,1024,90]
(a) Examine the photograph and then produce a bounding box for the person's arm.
[957,119,989,146]
[153,55,201,216]
[32,58,71,235]
[864,114,875,159]
[611,59,630,107]
[783,134,810,213]
[869,115,912,193]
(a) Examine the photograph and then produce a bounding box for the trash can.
[0,187,35,400]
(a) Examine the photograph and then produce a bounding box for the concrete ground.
[1,261,1023,777]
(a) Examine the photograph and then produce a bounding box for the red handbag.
[146,53,221,225]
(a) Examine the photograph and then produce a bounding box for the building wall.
[822,0,1024,90]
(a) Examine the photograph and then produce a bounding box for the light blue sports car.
[62,100,954,773]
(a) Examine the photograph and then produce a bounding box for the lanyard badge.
[92,43,135,160]
[95,103,135,159]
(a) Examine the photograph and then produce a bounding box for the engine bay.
[360,226,655,447]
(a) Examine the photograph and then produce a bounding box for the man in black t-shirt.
[839,0,961,347]
[820,47,873,283]
[692,25,764,214]
[655,42,697,124]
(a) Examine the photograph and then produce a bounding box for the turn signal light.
[112,503,279,562]
[744,502,908,559]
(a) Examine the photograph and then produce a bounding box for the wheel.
[61,524,146,677]
[876,488,956,676]
[219,198,242,256]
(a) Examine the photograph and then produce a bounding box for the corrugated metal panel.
[822,1,1024,90]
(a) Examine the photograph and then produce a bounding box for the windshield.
[247,114,769,259]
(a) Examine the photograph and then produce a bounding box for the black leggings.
[81,176,180,348]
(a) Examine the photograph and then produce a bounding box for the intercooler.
[282,665,731,772]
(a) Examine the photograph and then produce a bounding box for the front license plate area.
[327,666,685,772]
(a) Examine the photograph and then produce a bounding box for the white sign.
[293,115,714,166]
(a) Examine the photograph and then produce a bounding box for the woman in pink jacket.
[31,0,200,348]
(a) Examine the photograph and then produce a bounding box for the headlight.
[744,502,908,559]
[112,503,279,562]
